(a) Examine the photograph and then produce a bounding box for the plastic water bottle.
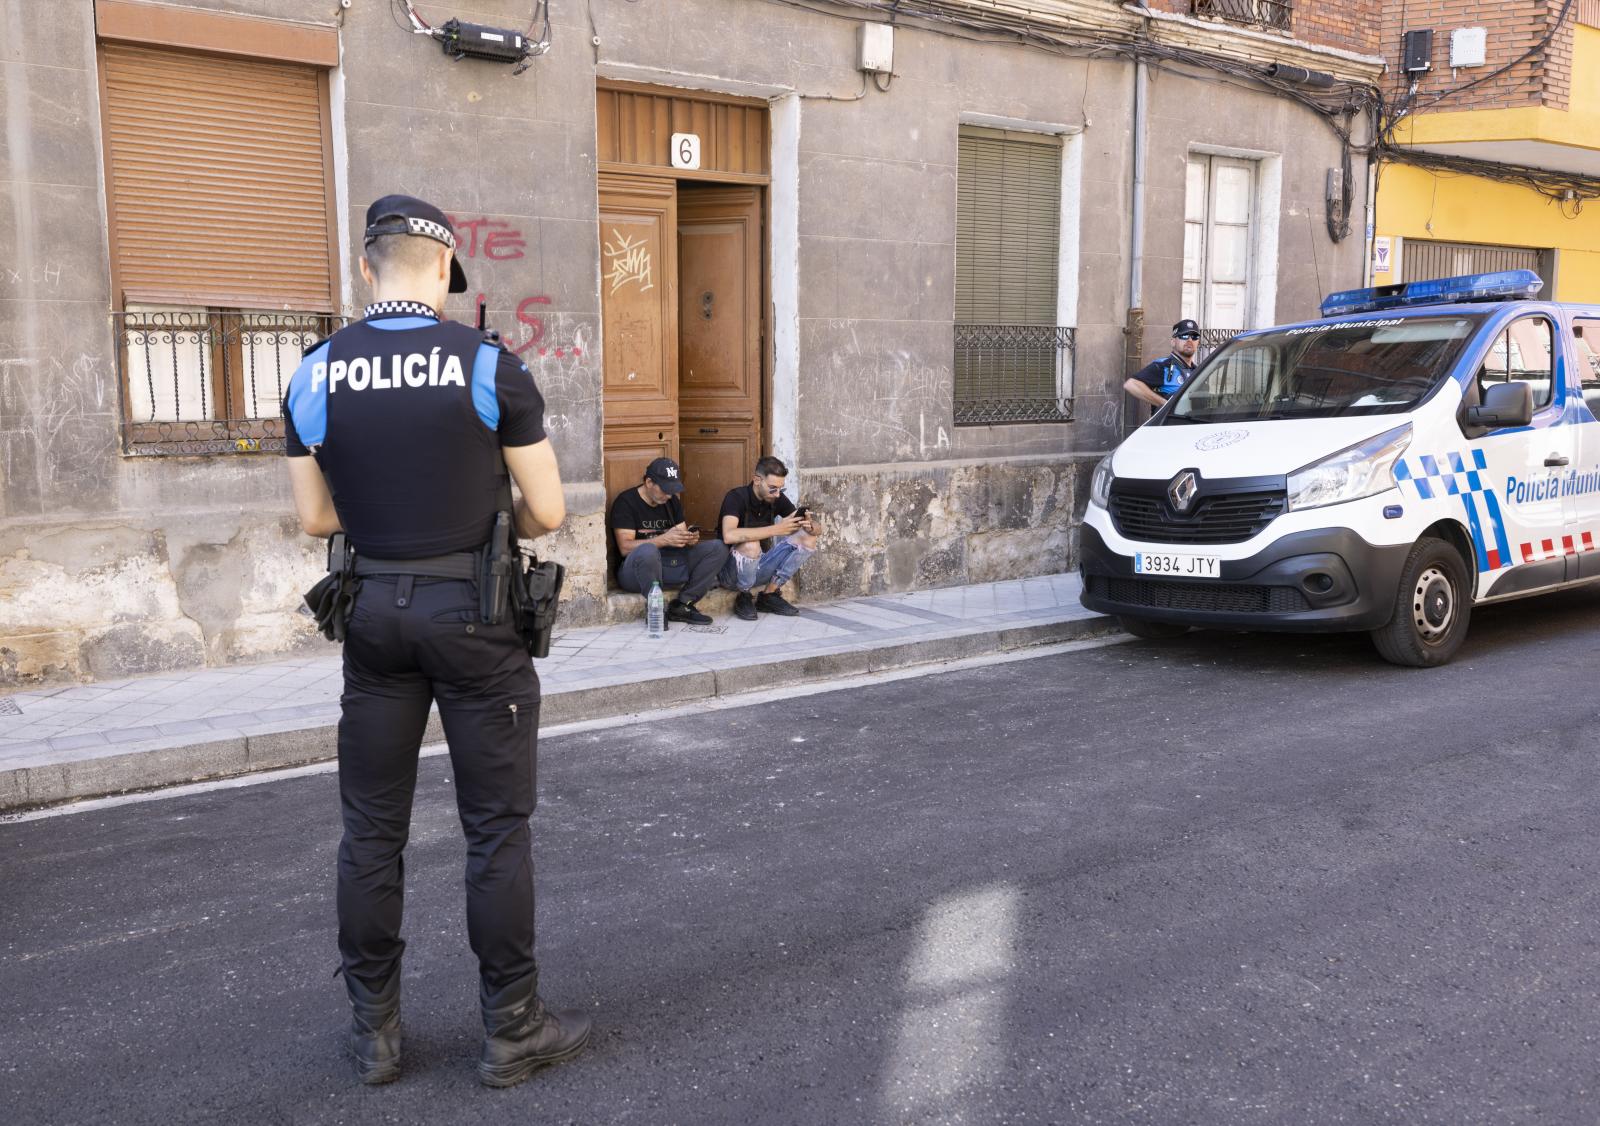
[646,581,665,638]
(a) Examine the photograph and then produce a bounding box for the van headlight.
[1286,423,1412,512]
[1090,454,1115,508]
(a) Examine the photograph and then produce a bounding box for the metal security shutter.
[100,42,335,311]
[956,127,1061,324]
[1403,240,1541,283]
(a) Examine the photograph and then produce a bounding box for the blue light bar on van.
[1319,269,1544,318]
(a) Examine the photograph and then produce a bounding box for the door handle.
[1545,454,1570,467]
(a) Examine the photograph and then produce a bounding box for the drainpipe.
[1122,58,1149,437]
[1363,155,1379,287]
[1130,59,1148,312]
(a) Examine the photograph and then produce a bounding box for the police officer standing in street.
[282,195,589,1087]
[1124,318,1203,414]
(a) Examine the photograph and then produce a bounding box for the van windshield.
[1165,314,1486,424]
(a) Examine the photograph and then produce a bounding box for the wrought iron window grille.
[1198,327,1244,358]
[953,324,1075,425]
[1190,0,1293,32]
[114,308,344,456]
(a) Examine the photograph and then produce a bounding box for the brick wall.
[1147,1,1382,55]
[1377,0,1575,112]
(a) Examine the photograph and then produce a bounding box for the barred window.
[1190,0,1293,32]
[97,6,339,455]
[954,126,1074,425]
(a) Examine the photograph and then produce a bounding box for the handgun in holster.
[514,550,566,659]
[303,531,360,642]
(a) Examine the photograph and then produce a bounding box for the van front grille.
[1109,490,1285,545]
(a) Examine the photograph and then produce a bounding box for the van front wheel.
[1369,537,1471,667]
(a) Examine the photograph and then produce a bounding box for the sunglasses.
[1175,333,1201,341]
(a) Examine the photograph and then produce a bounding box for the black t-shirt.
[607,487,684,573]
[1132,353,1198,417]
[1133,354,1197,399]
[281,313,546,557]
[718,484,795,545]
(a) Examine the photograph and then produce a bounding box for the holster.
[304,532,360,642]
[512,550,566,659]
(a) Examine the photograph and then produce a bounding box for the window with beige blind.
[96,2,340,455]
[954,126,1074,425]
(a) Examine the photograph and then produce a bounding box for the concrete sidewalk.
[0,573,1111,810]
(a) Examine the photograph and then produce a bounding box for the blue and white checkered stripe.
[1393,448,1511,572]
[1392,448,1488,499]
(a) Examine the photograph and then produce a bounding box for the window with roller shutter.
[95,3,341,456]
[954,126,1074,426]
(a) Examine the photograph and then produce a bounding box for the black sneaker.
[667,599,712,625]
[755,591,799,617]
[733,592,758,621]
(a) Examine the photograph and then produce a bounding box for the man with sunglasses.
[1124,318,1202,414]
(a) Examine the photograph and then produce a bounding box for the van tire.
[1118,616,1190,640]
[1369,536,1472,667]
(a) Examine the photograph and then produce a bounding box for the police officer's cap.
[1171,318,1201,339]
[363,194,469,294]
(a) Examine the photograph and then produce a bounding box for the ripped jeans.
[719,535,815,593]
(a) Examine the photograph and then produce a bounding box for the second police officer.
[1123,317,1203,416]
[281,195,589,1087]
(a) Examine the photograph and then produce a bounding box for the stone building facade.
[0,0,1383,685]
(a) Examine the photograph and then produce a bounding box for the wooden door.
[599,174,679,514]
[677,186,764,534]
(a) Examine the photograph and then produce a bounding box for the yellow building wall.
[1374,163,1600,303]
[1574,25,1600,119]
[1374,27,1600,304]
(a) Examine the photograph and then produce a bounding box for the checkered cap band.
[405,217,456,250]
[365,301,439,319]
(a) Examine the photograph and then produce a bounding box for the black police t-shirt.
[717,484,795,544]
[281,314,547,557]
[607,488,684,574]
[1133,354,1197,400]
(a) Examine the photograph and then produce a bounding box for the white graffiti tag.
[603,229,655,296]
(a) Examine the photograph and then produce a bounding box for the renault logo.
[1168,470,1200,514]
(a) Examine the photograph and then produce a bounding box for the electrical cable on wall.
[758,0,1382,242]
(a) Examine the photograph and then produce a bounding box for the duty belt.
[352,551,479,580]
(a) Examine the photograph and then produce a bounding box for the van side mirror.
[1466,381,1533,429]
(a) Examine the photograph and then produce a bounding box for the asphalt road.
[8,589,1600,1125]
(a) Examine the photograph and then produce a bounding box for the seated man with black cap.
[1123,318,1202,415]
[607,457,729,625]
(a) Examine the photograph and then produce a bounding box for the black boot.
[478,974,592,1088]
[344,972,401,1085]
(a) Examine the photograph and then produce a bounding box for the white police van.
[1079,270,1600,666]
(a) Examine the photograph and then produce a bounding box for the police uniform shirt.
[1132,352,1198,401]
[282,303,546,558]
[717,484,795,547]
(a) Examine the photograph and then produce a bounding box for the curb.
[0,614,1117,812]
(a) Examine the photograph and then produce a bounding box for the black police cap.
[1171,318,1201,339]
[363,194,469,294]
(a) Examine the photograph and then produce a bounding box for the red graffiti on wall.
[446,215,527,260]
[450,217,585,360]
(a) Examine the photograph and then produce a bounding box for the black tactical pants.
[336,574,539,992]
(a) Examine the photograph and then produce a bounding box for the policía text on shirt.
[309,348,468,394]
